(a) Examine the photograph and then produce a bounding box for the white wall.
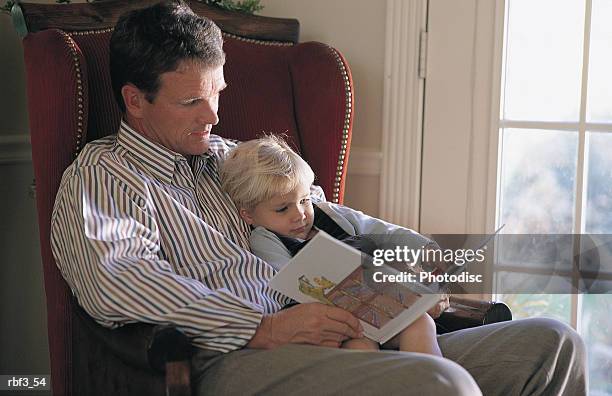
[260,0,386,215]
[0,10,50,376]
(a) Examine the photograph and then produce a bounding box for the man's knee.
[517,318,587,395]
[531,318,587,374]
[521,317,586,358]
[383,354,482,396]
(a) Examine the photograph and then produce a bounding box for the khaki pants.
[191,318,587,395]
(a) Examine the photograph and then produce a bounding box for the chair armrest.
[435,296,512,334]
[74,304,193,372]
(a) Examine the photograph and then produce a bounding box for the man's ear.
[239,208,255,225]
[121,84,146,118]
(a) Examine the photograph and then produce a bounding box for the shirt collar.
[116,120,185,185]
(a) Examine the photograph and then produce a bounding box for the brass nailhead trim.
[328,47,352,204]
[60,31,86,158]
[222,32,294,47]
[67,28,293,47]
[69,28,114,36]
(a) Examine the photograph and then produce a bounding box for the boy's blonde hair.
[219,135,315,210]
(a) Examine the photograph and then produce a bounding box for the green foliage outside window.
[500,293,571,323]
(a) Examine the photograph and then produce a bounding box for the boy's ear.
[239,208,255,225]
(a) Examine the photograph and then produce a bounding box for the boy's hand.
[427,295,450,319]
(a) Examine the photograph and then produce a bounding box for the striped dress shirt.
[50,121,299,353]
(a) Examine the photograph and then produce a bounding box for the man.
[50,1,586,394]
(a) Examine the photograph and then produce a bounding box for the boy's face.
[241,183,314,240]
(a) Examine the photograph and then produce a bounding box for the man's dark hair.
[110,0,225,112]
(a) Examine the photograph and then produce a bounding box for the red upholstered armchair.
[13,1,352,395]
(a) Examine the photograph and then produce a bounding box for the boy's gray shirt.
[249,201,432,271]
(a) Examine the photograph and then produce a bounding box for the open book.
[268,231,443,344]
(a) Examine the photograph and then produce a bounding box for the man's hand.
[247,303,363,349]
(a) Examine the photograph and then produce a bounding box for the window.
[496,1,612,393]
[423,1,611,393]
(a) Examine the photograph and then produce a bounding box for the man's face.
[132,60,226,156]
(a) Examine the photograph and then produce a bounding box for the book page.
[268,231,441,343]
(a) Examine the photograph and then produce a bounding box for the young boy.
[219,135,442,355]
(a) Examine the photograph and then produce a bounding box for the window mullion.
[576,0,593,235]
[570,0,594,330]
